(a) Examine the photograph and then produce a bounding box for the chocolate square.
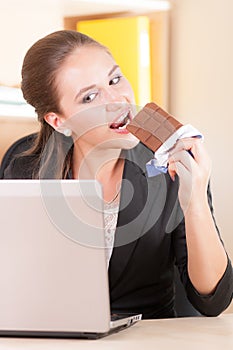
[127,102,183,152]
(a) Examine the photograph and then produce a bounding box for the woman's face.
[53,45,139,151]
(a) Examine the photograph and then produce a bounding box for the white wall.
[170,0,233,311]
[0,0,63,86]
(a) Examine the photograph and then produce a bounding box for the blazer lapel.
[109,143,167,289]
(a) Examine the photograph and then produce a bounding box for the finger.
[167,164,176,181]
[168,149,196,173]
[168,159,191,188]
[173,160,190,180]
[170,137,203,162]
[178,138,211,173]
[190,138,211,169]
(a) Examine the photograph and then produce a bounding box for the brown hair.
[21,30,107,179]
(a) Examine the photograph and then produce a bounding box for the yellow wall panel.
[149,12,169,109]
[77,17,151,107]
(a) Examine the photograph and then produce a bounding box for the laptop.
[0,180,141,339]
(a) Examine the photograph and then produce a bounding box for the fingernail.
[170,174,175,182]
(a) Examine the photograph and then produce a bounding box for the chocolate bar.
[126,102,183,152]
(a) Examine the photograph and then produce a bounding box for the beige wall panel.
[170,0,233,313]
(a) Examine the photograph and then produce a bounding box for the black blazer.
[3,142,233,318]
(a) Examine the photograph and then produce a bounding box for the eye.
[82,92,97,104]
[109,75,122,85]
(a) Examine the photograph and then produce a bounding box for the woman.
[3,30,233,318]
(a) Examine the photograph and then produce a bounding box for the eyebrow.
[108,64,120,77]
[75,84,96,101]
[75,65,120,101]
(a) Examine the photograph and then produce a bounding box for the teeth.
[118,118,130,130]
[115,111,129,124]
[109,110,131,129]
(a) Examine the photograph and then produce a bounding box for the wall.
[0,0,63,86]
[170,0,233,312]
[0,0,63,157]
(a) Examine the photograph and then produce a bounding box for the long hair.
[21,30,108,179]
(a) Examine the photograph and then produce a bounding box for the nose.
[103,89,126,112]
[106,102,125,112]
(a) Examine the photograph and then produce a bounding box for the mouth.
[109,110,132,131]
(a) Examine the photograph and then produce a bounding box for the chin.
[117,134,140,150]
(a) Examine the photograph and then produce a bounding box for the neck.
[72,142,124,202]
[72,142,124,182]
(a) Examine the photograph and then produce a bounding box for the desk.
[0,313,232,350]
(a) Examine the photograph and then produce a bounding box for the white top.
[103,201,119,267]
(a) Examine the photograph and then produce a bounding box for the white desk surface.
[0,313,232,350]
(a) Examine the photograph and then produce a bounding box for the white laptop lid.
[0,180,112,334]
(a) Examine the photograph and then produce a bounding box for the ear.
[44,113,64,130]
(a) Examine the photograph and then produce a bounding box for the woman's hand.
[168,138,228,295]
[167,137,212,213]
